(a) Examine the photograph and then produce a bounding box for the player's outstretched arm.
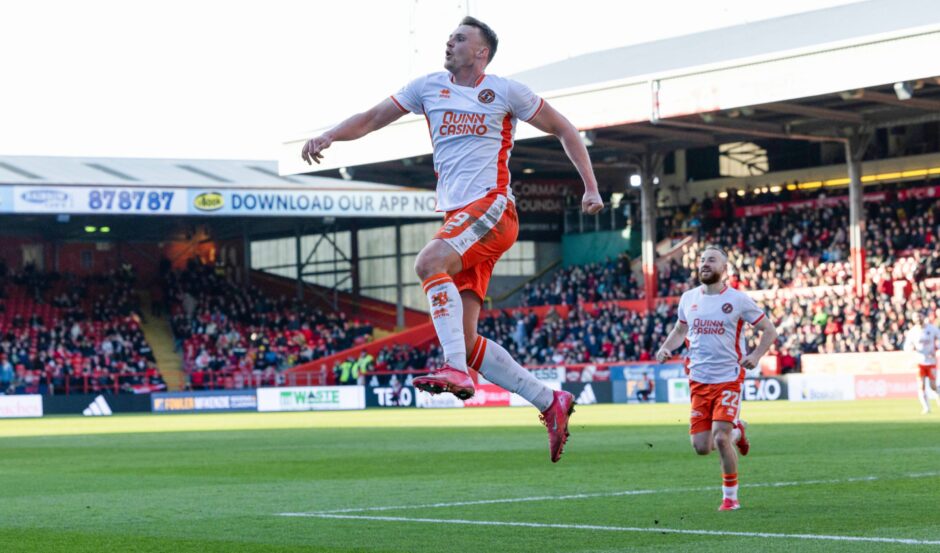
[301,98,407,165]
[527,102,603,215]
[656,321,688,363]
[742,316,778,370]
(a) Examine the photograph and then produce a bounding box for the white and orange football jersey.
[677,284,767,384]
[391,72,544,212]
[905,323,940,365]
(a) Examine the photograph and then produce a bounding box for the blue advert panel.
[152,390,258,413]
[610,363,685,403]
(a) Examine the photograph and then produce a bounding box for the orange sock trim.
[468,336,487,371]
[722,473,738,487]
[422,273,453,294]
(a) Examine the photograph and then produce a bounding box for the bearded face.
[697,249,726,285]
[698,268,721,285]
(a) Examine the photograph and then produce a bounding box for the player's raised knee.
[413,250,440,281]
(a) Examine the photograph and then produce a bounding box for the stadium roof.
[279,0,940,183]
[0,155,415,191]
[511,0,940,93]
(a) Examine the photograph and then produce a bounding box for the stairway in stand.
[138,290,186,391]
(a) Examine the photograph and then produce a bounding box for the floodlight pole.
[242,226,251,286]
[845,130,872,298]
[295,224,304,301]
[395,221,405,330]
[350,222,360,298]
[640,153,664,311]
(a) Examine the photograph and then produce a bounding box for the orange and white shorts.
[434,191,518,302]
[689,378,742,435]
[918,364,937,380]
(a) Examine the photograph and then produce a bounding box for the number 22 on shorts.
[720,390,740,416]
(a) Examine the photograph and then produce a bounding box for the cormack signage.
[257,386,365,412]
[187,188,438,218]
[12,185,188,215]
[152,390,258,413]
[512,180,577,240]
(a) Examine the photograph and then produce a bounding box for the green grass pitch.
[1,399,938,552]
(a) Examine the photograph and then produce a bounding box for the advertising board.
[152,390,258,413]
[257,386,365,412]
[366,385,416,407]
[854,373,918,399]
[42,393,151,415]
[787,374,855,402]
[0,395,43,418]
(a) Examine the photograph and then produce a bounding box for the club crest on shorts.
[478,89,495,104]
[722,303,733,314]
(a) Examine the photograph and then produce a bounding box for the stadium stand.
[0,264,165,395]
[520,253,639,306]
[659,183,940,293]
[166,259,374,389]
[354,182,939,377]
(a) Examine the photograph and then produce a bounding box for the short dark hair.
[460,16,498,64]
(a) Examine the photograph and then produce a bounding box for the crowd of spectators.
[371,303,676,374]
[522,186,939,311]
[479,303,674,366]
[660,187,940,294]
[167,260,374,389]
[375,184,940,374]
[766,275,940,356]
[0,265,164,395]
[521,253,639,307]
[373,343,443,373]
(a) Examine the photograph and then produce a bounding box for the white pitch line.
[282,513,940,546]
[283,470,940,516]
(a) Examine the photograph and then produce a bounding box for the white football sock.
[722,473,738,500]
[469,336,553,411]
[422,273,466,372]
[918,389,930,412]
